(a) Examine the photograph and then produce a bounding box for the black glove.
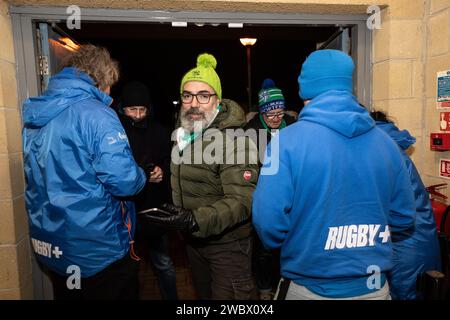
[142,203,199,233]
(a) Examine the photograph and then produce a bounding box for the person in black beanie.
[118,81,178,300]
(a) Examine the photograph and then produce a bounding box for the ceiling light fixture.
[171,21,188,27]
[228,23,243,28]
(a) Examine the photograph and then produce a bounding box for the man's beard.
[180,107,217,132]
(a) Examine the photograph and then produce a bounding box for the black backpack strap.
[276,278,291,300]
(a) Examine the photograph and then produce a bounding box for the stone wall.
[0,0,33,300]
[2,0,450,299]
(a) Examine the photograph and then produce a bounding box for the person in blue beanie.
[245,79,297,157]
[370,110,441,300]
[22,45,147,299]
[245,78,296,300]
[252,49,416,300]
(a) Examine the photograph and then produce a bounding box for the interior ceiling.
[56,22,338,43]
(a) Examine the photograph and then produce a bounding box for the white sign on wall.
[440,112,450,131]
[439,158,450,179]
[437,70,450,108]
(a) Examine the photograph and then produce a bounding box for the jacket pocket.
[237,237,252,255]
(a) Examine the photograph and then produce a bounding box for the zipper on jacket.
[178,162,184,208]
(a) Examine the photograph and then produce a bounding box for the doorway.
[10,6,371,299]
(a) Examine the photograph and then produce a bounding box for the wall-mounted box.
[430,133,450,151]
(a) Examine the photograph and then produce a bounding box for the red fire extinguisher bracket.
[427,184,450,233]
[427,183,448,200]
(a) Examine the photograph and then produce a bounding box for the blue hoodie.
[252,90,416,298]
[376,122,441,300]
[22,67,146,277]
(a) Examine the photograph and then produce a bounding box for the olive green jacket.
[171,99,259,244]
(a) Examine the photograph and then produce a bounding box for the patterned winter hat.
[258,78,285,114]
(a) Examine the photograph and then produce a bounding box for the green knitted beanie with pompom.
[180,53,222,99]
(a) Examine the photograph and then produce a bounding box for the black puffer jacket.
[118,113,172,211]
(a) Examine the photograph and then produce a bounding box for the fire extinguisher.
[426,183,450,233]
[425,183,450,299]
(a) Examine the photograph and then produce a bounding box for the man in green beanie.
[145,53,259,300]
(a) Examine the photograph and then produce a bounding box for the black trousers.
[186,237,257,300]
[253,233,280,292]
[49,253,139,300]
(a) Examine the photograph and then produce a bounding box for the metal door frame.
[10,5,372,300]
[11,6,371,107]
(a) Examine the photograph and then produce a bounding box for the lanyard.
[120,202,140,261]
[178,103,223,151]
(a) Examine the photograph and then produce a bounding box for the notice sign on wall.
[440,159,450,179]
[440,112,450,131]
[438,70,450,108]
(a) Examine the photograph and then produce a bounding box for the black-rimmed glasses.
[265,111,285,120]
[181,92,217,104]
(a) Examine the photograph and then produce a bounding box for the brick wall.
[2,0,450,299]
[423,0,450,190]
[0,0,33,300]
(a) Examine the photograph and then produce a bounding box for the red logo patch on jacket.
[243,170,252,181]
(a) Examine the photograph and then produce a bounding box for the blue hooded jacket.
[22,67,146,277]
[376,121,441,300]
[252,90,416,298]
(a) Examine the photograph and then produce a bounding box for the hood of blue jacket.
[376,121,416,150]
[299,90,375,138]
[22,67,112,128]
